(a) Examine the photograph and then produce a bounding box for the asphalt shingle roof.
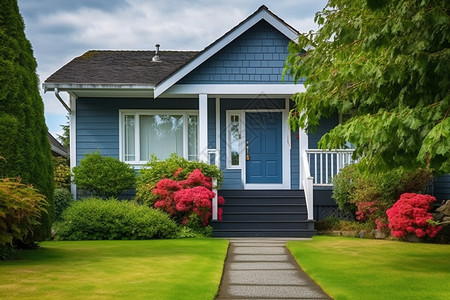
[44,50,199,86]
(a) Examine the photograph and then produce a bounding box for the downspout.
[54,88,71,113]
[51,88,76,198]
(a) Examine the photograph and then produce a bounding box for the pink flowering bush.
[153,168,224,226]
[386,193,441,240]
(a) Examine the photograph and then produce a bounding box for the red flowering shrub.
[153,179,181,215]
[375,217,388,231]
[152,168,224,226]
[355,201,379,222]
[386,193,442,239]
[179,169,212,189]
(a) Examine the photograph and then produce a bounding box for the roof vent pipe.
[152,44,161,62]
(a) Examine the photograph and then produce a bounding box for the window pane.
[140,115,183,161]
[230,115,240,165]
[124,115,135,161]
[188,115,198,161]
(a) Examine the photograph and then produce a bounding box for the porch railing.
[302,149,357,221]
[306,149,358,186]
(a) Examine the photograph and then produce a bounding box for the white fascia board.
[43,83,155,98]
[260,10,299,40]
[162,84,306,97]
[43,83,155,93]
[154,10,299,98]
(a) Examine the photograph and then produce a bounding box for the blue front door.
[246,112,282,184]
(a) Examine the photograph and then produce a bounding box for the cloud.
[18,0,328,136]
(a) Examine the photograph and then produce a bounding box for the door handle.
[246,140,250,161]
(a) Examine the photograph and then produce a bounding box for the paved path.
[215,238,332,300]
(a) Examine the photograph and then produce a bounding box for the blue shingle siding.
[290,129,300,190]
[308,115,339,149]
[76,98,198,165]
[221,170,244,190]
[434,174,450,201]
[180,20,295,84]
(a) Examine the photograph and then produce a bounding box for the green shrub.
[72,152,135,198]
[136,154,223,207]
[53,157,70,190]
[332,164,433,227]
[0,178,48,246]
[53,188,74,221]
[332,164,359,214]
[53,198,178,240]
[315,217,374,232]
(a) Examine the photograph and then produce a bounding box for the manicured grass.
[0,239,229,300]
[287,236,450,300]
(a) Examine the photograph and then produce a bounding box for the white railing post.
[302,150,314,221]
[212,177,218,221]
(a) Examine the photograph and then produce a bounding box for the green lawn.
[0,239,229,300]
[287,236,450,300]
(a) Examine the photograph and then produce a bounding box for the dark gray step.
[222,212,307,222]
[213,190,314,238]
[212,229,316,238]
[212,221,311,230]
[223,204,306,214]
[219,189,305,196]
[221,197,305,206]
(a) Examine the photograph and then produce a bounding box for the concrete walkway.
[215,238,332,300]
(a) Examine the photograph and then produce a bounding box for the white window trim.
[226,110,244,169]
[119,109,198,166]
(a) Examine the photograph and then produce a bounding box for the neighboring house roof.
[43,5,299,97]
[48,132,69,158]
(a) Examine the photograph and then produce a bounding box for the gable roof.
[154,5,299,97]
[43,5,299,97]
[44,50,198,91]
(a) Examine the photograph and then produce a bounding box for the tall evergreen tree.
[0,0,54,241]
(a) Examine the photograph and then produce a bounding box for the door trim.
[242,107,290,190]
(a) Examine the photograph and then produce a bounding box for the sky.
[17,0,328,139]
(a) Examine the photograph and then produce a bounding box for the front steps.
[211,190,316,238]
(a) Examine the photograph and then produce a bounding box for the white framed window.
[226,110,243,169]
[120,110,198,165]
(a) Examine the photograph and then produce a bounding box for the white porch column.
[198,94,208,162]
[299,127,308,189]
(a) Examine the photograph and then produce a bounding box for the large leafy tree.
[0,0,54,241]
[284,0,449,174]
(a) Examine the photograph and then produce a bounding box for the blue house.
[44,6,449,237]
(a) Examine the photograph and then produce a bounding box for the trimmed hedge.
[72,152,135,198]
[53,198,178,240]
